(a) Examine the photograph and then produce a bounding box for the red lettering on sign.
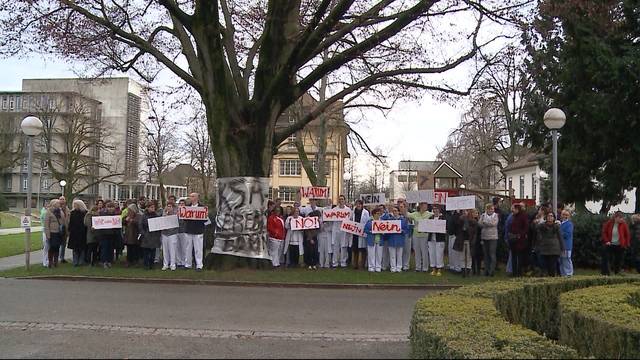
[372,220,402,234]
[300,186,329,199]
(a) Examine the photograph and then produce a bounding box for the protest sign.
[213,177,270,260]
[360,193,386,205]
[178,206,208,220]
[92,216,122,229]
[290,216,320,231]
[417,219,447,233]
[404,190,434,204]
[433,191,448,205]
[371,220,402,234]
[340,220,365,237]
[322,207,352,222]
[445,195,476,210]
[300,186,330,199]
[148,215,179,232]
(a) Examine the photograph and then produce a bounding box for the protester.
[447,210,462,273]
[84,205,99,266]
[303,209,321,270]
[67,199,88,267]
[601,211,630,275]
[317,212,333,269]
[559,210,574,277]
[351,199,369,270]
[300,198,322,216]
[139,201,161,270]
[534,211,564,277]
[508,203,530,277]
[385,205,408,273]
[284,207,304,268]
[161,202,179,271]
[331,195,352,268]
[364,207,384,272]
[44,199,65,268]
[267,207,286,268]
[95,201,120,269]
[183,193,206,271]
[427,205,446,276]
[503,205,515,275]
[40,202,49,267]
[631,214,640,274]
[275,198,285,219]
[408,202,433,272]
[176,198,187,268]
[399,202,413,271]
[479,203,499,277]
[58,196,70,263]
[123,203,141,267]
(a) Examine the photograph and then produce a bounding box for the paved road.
[0,279,429,358]
[0,247,71,271]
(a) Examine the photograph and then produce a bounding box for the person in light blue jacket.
[382,205,409,273]
[364,207,384,272]
[559,210,574,277]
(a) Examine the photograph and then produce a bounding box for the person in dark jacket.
[44,199,65,268]
[453,209,479,277]
[123,203,141,267]
[447,210,462,273]
[631,214,640,274]
[139,201,161,270]
[183,193,207,271]
[84,206,99,266]
[303,209,321,270]
[534,211,564,277]
[95,201,121,269]
[67,199,88,267]
[508,203,529,277]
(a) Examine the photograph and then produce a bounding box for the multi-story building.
[270,94,350,205]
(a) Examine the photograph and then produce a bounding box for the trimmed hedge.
[410,281,579,359]
[493,276,639,339]
[560,283,640,358]
[410,276,640,359]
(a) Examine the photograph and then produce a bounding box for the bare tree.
[0,114,22,171]
[0,1,527,179]
[142,109,181,207]
[185,115,217,201]
[37,94,121,201]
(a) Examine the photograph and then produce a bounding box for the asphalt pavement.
[0,278,429,358]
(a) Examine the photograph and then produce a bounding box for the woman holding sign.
[385,206,409,273]
[139,201,161,270]
[284,207,305,268]
[427,205,447,276]
[331,195,352,268]
[364,208,384,272]
[408,203,433,272]
[161,203,180,271]
[304,210,322,270]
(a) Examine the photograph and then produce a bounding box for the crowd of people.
[41,193,207,271]
[39,191,640,278]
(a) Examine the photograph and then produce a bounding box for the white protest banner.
[404,191,420,203]
[148,215,179,232]
[371,220,402,234]
[404,190,433,204]
[434,191,448,205]
[340,220,365,237]
[290,216,320,231]
[445,195,476,210]
[178,206,208,220]
[92,216,122,229]
[360,193,386,205]
[417,219,447,233]
[213,177,271,260]
[322,207,352,222]
[300,186,330,199]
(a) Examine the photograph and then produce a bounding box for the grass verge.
[0,232,43,258]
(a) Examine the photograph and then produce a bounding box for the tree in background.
[0,114,22,171]
[185,115,217,202]
[0,1,527,179]
[522,0,640,213]
[143,109,181,208]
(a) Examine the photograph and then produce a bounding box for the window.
[1,96,6,110]
[278,186,298,202]
[4,174,12,191]
[41,160,48,170]
[519,175,525,199]
[268,187,273,200]
[532,173,537,199]
[41,176,50,191]
[21,174,28,191]
[508,177,513,191]
[22,95,29,111]
[279,160,301,176]
[287,133,297,149]
[398,175,408,182]
[7,198,17,207]
[16,95,21,110]
[398,174,417,183]
[8,96,14,110]
[311,160,331,176]
[21,159,28,172]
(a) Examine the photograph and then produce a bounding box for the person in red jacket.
[267,207,286,268]
[601,211,630,275]
[507,203,530,277]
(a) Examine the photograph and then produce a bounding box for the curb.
[10,275,462,290]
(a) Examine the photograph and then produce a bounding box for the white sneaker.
[162,266,168,271]
[170,266,176,271]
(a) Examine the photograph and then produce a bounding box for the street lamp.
[543,108,566,215]
[21,115,43,270]
[59,179,67,196]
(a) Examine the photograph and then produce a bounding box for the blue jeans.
[559,250,573,276]
[142,247,156,269]
[99,237,113,264]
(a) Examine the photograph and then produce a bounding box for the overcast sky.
[0,55,464,179]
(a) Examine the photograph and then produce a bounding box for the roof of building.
[502,151,544,172]
[397,160,440,171]
[433,161,463,178]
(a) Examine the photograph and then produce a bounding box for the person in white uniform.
[399,202,413,271]
[318,215,333,268]
[160,202,179,271]
[427,205,446,276]
[350,199,370,269]
[183,193,206,271]
[331,195,352,268]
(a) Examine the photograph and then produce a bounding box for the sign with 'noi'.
[290,216,320,231]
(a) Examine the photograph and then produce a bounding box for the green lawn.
[0,259,602,285]
[0,212,41,229]
[0,232,43,258]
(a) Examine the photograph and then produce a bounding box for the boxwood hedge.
[410,276,640,359]
[560,283,640,358]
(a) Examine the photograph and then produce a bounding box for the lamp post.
[543,108,566,216]
[59,179,67,197]
[21,116,44,270]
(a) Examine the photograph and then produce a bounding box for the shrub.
[410,281,579,359]
[560,283,640,358]
[0,193,8,211]
[493,276,639,339]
